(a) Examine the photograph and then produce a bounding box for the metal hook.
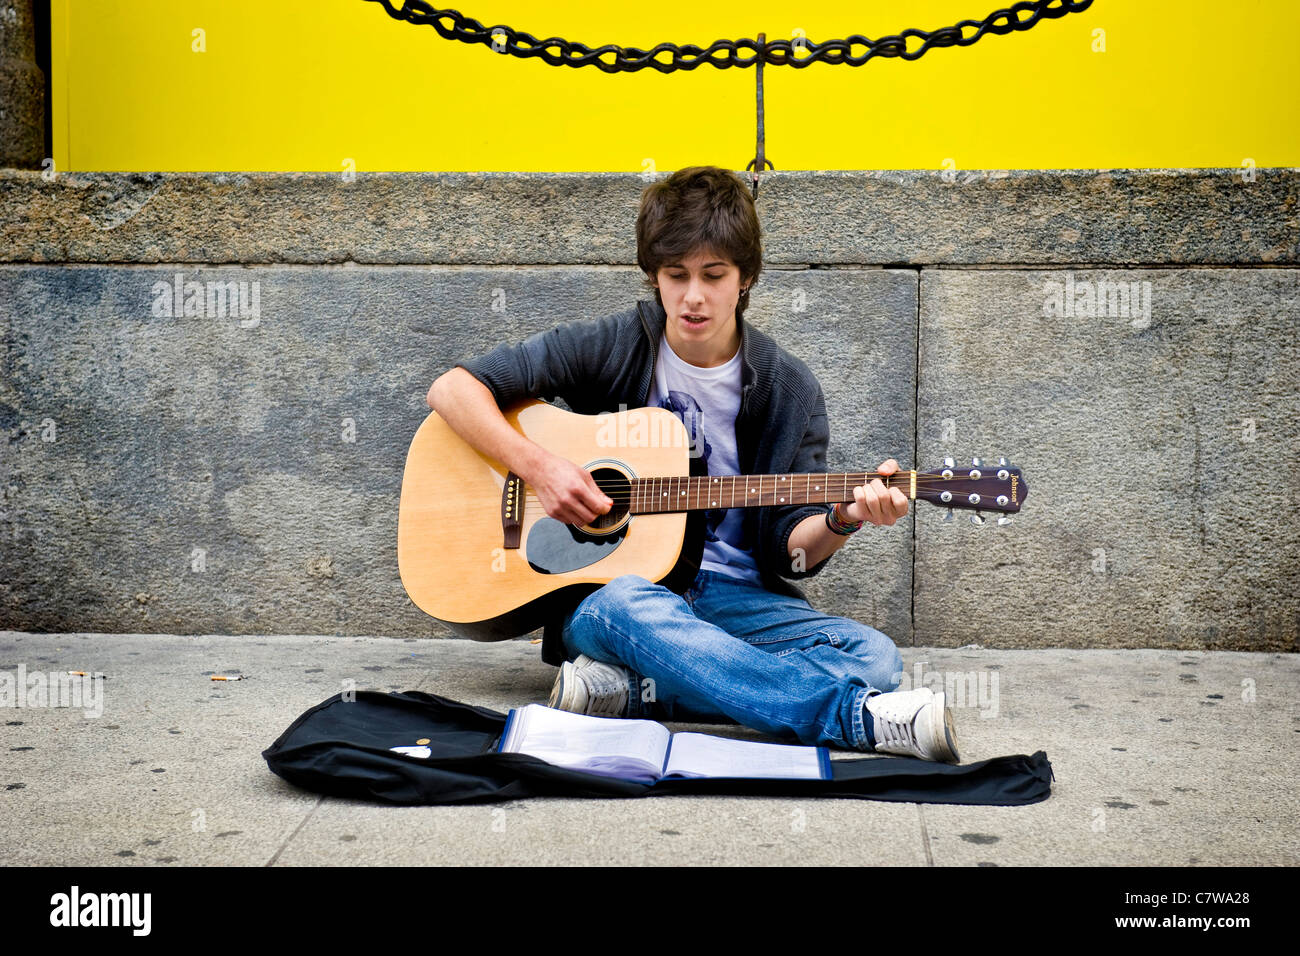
[745,32,774,199]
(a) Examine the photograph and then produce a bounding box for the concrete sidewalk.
[1,631,1295,866]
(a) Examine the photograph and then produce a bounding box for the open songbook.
[497,703,832,784]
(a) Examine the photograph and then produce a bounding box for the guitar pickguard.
[525,516,629,574]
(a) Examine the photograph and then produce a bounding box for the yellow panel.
[50,0,1300,171]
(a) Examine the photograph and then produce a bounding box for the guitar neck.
[627,472,912,515]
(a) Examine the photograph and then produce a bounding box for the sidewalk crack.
[265,796,323,867]
[917,803,935,866]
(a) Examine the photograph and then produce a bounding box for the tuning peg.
[997,514,1013,527]
[942,507,954,522]
[969,510,985,526]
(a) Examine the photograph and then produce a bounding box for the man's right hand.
[525,451,613,526]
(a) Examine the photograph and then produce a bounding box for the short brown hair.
[636,166,763,321]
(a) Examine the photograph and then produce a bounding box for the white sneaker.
[864,687,960,763]
[548,654,630,718]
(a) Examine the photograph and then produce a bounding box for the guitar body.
[398,400,705,640]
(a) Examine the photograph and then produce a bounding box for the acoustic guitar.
[398,399,1028,640]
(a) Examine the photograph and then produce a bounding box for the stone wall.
[1,169,1297,649]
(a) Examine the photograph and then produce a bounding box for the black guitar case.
[262,690,1054,806]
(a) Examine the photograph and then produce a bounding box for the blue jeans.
[560,570,904,751]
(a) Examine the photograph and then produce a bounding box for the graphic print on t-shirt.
[655,389,724,542]
[645,333,761,583]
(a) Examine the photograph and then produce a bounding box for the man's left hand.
[838,459,909,527]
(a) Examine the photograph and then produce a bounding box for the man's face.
[654,247,745,363]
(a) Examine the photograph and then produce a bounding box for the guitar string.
[518,498,1013,511]
[513,499,1013,520]
[517,476,1013,496]
[513,474,1016,504]
[514,477,1019,513]
[518,473,1010,490]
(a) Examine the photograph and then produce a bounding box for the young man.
[427,166,959,761]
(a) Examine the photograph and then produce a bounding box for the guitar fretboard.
[628,472,911,514]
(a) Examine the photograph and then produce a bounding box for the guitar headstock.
[915,457,1029,526]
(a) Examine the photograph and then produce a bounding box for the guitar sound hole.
[584,466,630,534]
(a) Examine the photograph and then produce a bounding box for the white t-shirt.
[645,333,762,584]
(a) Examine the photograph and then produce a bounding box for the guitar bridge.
[501,472,523,549]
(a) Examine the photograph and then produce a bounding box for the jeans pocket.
[771,629,842,658]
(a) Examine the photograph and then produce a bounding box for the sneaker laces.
[577,658,629,717]
[866,689,927,755]
[873,712,918,752]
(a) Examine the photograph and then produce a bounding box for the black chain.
[364,0,1095,198]
[363,0,1094,73]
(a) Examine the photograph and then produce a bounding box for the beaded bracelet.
[825,502,864,536]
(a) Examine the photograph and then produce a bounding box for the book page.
[663,732,828,780]
[499,704,671,783]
